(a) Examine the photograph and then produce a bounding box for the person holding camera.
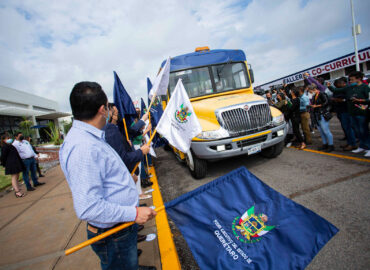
[307,84,334,152]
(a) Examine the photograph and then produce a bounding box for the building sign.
[259,47,370,88]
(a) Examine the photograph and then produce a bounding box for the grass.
[0,167,12,190]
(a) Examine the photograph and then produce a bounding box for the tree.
[19,117,35,137]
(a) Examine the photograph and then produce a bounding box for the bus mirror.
[249,68,255,84]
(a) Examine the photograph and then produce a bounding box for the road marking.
[289,169,370,199]
[290,147,370,163]
[148,165,181,270]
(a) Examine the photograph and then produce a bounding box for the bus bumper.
[191,124,287,160]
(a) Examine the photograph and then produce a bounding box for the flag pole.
[148,111,152,137]
[65,205,165,256]
[131,129,157,175]
[122,118,130,143]
[147,92,158,112]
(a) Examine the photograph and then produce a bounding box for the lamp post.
[350,0,360,71]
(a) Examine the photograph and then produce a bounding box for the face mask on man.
[19,135,24,141]
[105,107,110,124]
[350,82,358,86]
[5,138,13,144]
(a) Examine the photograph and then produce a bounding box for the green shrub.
[45,122,62,145]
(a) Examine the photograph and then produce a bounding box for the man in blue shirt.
[59,82,156,270]
[299,87,312,145]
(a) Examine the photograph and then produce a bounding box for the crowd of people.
[1,71,368,269]
[1,132,45,197]
[266,71,370,157]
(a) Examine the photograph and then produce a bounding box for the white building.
[257,46,370,90]
[0,85,70,140]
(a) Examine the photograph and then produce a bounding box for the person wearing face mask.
[308,84,334,152]
[59,82,157,270]
[327,71,370,157]
[12,132,45,191]
[1,134,25,197]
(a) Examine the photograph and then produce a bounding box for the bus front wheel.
[186,150,207,179]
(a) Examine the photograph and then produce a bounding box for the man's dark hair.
[334,77,347,87]
[70,82,108,121]
[108,103,115,110]
[348,71,364,80]
[15,132,22,137]
[277,92,286,100]
[291,87,300,97]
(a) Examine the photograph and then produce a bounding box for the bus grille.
[218,103,272,136]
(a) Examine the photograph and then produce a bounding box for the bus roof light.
[195,46,210,52]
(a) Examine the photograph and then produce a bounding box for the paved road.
[155,119,370,270]
[0,166,160,270]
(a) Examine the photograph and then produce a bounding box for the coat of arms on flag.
[232,206,275,243]
[165,167,339,269]
[175,104,191,123]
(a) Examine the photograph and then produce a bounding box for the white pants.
[133,145,142,195]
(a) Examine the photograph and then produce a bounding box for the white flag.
[156,79,202,153]
[144,133,157,158]
[148,57,171,100]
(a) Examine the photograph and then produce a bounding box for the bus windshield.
[168,62,250,98]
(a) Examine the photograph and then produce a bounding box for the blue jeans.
[337,112,356,146]
[317,115,333,145]
[22,157,39,189]
[87,223,138,270]
[147,154,153,166]
[140,157,148,179]
[352,115,370,149]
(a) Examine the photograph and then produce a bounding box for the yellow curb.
[289,146,370,163]
[148,165,181,270]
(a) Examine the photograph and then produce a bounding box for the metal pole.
[350,0,360,71]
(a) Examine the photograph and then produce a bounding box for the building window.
[345,64,363,75]
[317,73,330,81]
[0,115,23,135]
[366,60,370,72]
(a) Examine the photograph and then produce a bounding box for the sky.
[0,0,369,112]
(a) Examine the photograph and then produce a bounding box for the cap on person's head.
[70,81,108,121]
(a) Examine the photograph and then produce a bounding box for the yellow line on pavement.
[290,147,370,163]
[148,165,181,270]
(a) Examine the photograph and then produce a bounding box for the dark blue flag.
[147,77,167,147]
[113,71,137,127]
[140,98,147,118]
[147,77,164,127]
[165,167,338,270]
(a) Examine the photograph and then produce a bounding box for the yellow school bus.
[160,47,286,179]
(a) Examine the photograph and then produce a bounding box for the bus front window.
[169,67,213,98]
[168,62,250,98]
[212,62,250,93]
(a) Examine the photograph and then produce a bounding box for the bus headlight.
[272,114,285,126]
[196,127,230,140]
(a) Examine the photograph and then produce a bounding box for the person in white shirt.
[12,132,45,191]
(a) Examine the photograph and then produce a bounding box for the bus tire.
[261,141,284,158]
[186,150,207,179]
